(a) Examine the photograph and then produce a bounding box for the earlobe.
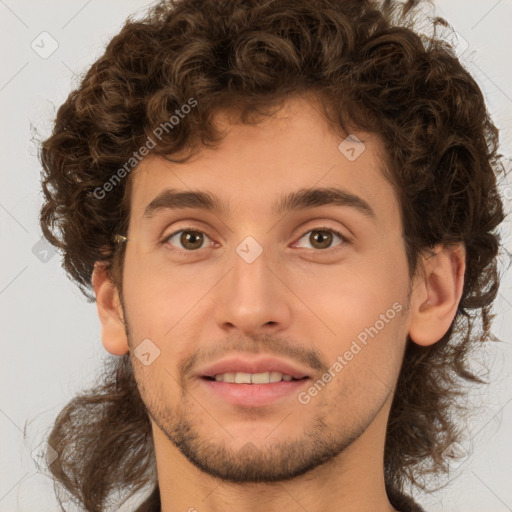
[408,243,466,347]
[91,261,130,356]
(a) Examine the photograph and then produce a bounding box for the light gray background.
[1,1,511,511]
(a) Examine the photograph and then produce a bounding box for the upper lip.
[196,356,311,380]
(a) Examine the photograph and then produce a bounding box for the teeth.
[235,372,251,384]
[251,372,270,384]
[212,371,296,383]
[269,371,282,383]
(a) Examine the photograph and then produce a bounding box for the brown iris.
[180,231,204,250]
[309,230,333,249]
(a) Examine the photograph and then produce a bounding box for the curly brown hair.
[39,0,507,510]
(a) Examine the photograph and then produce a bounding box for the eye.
[161,226,348,255]
[293,227,347,250]
[163,228,214,252]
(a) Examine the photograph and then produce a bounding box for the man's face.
[119,96,413,482]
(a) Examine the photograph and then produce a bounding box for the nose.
[213,238,293,336]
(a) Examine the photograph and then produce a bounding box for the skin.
[93,95,465,512]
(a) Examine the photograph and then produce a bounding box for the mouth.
[202,371,308,384]
[199,371,310,407]
[195,356,312,407]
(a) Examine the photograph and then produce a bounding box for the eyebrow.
[142,187,376,221]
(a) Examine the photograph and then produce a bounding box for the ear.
[91,261,129,355]
[408,243,466,347]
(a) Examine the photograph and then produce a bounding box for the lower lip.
[200,377,310,407]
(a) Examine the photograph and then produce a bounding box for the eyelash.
[160,225,349,256]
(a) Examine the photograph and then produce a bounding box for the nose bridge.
[233,234,271,290]
[213,232,292,334]
[229,233,276,302]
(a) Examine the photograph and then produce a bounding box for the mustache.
[178,333,328,378]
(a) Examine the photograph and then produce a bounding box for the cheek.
[122,249,218,344]
[302,281,405,418]
[293,255,407,368]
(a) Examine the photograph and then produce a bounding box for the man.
[39,0,506,511]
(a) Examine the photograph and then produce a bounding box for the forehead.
[127,97,399,230]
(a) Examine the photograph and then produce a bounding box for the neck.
[152,401,398,512]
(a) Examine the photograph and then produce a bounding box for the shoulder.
[133,486,161,512]
[387,484,427,512]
